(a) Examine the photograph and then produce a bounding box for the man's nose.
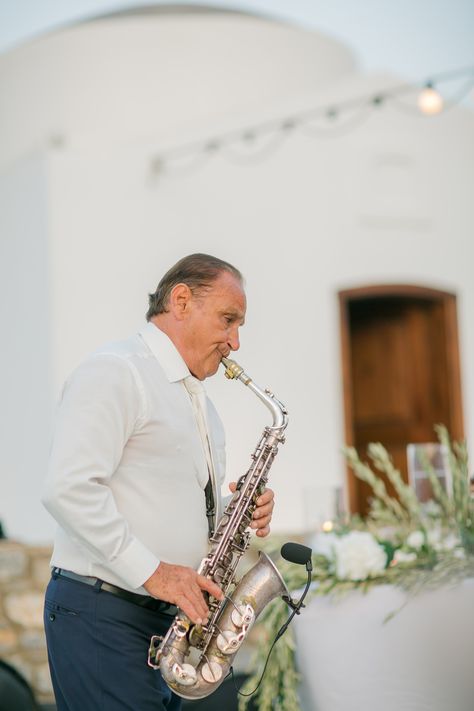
[228,327,240,352]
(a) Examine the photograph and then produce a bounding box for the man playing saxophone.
[42,254,275,711]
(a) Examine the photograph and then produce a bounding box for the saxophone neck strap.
[205,478,216,539]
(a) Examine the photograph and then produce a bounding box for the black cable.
[232,558,313,698]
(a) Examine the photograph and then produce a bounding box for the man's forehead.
[211,273,245,296]
[211,274,246,320]
[211,270,243,289]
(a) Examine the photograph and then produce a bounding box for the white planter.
[293,579,474,711]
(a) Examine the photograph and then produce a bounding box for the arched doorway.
[339,285,464,514]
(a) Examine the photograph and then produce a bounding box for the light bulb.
[417,84,444,115]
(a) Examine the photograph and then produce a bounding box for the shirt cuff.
[107,537,160,590]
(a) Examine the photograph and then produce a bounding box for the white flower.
[333,531,387,581]
[407,530,424,550]
[310,532,338,561]
[393,549,417,564]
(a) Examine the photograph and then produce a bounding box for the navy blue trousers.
[44,574,181,711]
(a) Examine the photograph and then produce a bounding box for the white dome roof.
[0,8,356,165]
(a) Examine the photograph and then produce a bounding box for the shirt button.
[49,613,56,621]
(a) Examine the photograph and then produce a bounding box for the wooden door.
[339,286,463,514]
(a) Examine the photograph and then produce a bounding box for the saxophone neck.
[248,381,288,432]
[221,357,288,431]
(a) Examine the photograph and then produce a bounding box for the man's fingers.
[197,574,223,600]
[188,586,210,619]
[144,563,219,623]
[253,501,274,519]
[256,525,271,537]
[175,594,206,625]
[256,489,274,506]
[176,577,222,623]
[178,580,211,622]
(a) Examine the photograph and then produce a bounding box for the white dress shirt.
[42,322,226,593]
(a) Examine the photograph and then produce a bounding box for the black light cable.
[149,64,474,179]
[232,542,313,698]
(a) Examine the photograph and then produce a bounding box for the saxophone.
[148,357,289,699]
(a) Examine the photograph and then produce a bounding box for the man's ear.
[168,283,192,320]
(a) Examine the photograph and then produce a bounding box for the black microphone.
[281,542,312,569]
[276,541,313,639]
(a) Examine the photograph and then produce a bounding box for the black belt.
[52,568,178,615]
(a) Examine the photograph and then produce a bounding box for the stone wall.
[0,539,54,704]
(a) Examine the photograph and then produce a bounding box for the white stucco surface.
[1,11,473,542]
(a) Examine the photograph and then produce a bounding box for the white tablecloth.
[293,579,474,711]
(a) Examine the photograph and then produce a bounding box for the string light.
[149,65,474,179]
[371,94,386,108]
[417,82,444,115]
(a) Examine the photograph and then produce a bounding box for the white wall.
[1,10,473,542]
[0,151,55,540]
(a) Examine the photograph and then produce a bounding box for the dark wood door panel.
[351,313,414,424]
[339,287,463,515]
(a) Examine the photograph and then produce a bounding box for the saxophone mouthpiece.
[221,357,244,380]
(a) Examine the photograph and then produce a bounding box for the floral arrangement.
[239,426,474,711]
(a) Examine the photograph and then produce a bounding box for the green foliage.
[435,425,474,553]
[238,596,301,711]
[241,427,474,711]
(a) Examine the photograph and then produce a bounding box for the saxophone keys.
[174,620,189,639]
[147,635,163,668]
[172,662,197,686]
[231,603,255,628]
[216,629,246,655]
[201,661,223,684]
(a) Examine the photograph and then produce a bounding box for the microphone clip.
[282,594,305,614]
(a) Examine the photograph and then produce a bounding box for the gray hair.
[146,253,243,320]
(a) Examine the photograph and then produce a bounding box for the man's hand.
[229,483,275,538]
[143,563,223,625]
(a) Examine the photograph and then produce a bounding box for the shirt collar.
[138,322,190,383]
